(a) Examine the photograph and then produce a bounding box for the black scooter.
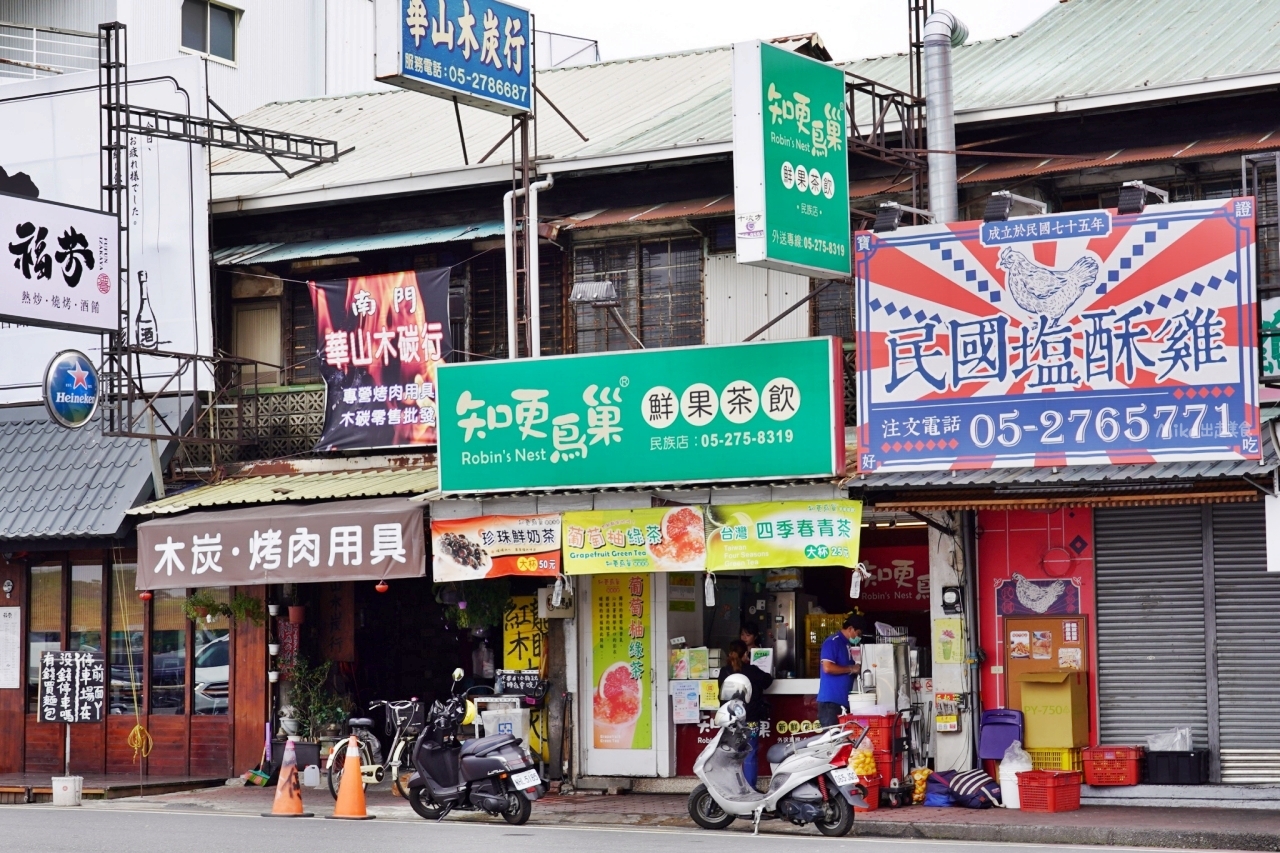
[405,668,543,825]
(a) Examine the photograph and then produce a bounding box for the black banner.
[311,268,451,450]
[37,650,105,724]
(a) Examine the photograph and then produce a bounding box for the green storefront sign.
[437,338,845,494]
[732,40,850,278]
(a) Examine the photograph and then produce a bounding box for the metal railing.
[0,21,97,81]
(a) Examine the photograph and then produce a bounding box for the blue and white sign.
[855,198,1260,473]
[43,349,99,429]
[375,0,532,116]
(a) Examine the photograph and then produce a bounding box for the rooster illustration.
[997,247,1099,326]
[1012,572,1066,614]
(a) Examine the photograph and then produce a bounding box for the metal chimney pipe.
[924,9,968,224]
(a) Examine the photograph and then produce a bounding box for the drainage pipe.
[527,173,554,358]
[924,10,968,224]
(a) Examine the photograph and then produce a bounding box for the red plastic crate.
[840,714,899,753]
[854,777,880,812]
[1082,746,1144,786]
[874,750,895,785]
[1016,770,1081,813]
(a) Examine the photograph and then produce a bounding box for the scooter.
[688,673,869,837]
[405,668,544,825]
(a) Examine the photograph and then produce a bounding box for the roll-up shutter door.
[1212,503,1280,783]
[1094,507,1210,748]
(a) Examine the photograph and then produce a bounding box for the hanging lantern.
[139,590,153,601]
[375,580,389,593]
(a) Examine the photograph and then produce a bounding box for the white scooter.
[688,673,869,837]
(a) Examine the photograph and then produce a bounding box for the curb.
[853,819,1280,851]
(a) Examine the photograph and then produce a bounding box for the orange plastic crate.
[854,777,880,812]
[1016,770,1081,813]
[1082,746,1144,786]
[874,750,896,785]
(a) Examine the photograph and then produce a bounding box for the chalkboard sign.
[497,669,544,698]
[37,651,105,724]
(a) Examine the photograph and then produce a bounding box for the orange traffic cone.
[262,738,313,818]
[327,735,375,820]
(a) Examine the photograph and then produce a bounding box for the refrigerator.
[765,591,815,678]
[861,642,912,711]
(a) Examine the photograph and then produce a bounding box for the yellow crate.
[1027,747,1083,772]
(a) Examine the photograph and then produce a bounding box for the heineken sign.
[437,338,846,494]
[732,40,850,278]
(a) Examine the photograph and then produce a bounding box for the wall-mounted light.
[983,190,1048,222]
[873,201,935,233]
[1116,180,1169,215]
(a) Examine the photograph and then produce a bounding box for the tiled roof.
[0,403,178,540]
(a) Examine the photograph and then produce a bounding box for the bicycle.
[326,698,424,799]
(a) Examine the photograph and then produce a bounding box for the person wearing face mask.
[718,639,773,788]
[816,613,866,729]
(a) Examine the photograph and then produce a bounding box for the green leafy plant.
[228,592,266,626]
[436,579,512,629]
[181,590,230,623]
[282,654,335,741]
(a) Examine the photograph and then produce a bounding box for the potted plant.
[287,604,306,624]
[228,592,266,626]
[181,590,229,623]
[279,704,301,736]
[435,579,513,629]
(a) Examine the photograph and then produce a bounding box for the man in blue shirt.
[817,614,866,729]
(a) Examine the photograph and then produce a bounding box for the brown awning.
[557,195,734,230]
[136,497,425,590]
[866,488,1259,513]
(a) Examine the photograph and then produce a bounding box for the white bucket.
[51,776,83,807]
[847,691,879,711]
[998,767,1020,809]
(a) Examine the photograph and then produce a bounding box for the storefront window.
[193,588,230,715]
[69,563,103,653]
[27,563,62,713]
[150,589,187,715]
[109,564,143,716]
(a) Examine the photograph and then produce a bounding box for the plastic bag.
[910,767,931,804]
[850,740,878,777]
[1145,727,1192,752]
[1000,739,1034,773]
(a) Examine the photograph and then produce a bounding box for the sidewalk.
[62,784,1280,850]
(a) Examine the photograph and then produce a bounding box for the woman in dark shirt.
[717,639,774,788]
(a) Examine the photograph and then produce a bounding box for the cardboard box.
[1017,671,1089,748]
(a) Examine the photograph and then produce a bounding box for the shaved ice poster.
[855,197,1259,472]
[591,574,651,750]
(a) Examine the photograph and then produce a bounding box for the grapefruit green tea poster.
[591,574,651,750]
[563,507,707,575]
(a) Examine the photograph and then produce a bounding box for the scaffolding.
[96,22,345,445]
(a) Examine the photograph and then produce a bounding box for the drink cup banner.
[591,573,651,750]
[431,514,561,581]
[705,500,862,572]
[563,506,707,575]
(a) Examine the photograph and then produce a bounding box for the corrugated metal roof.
[210,46,732,204]
[128,468,440,515]
[845,0,1280,118]
[560,195,733,229]
[849,130,1280,198]
[214,221,504,267]
[0,401,180,540]
[210,0,1280,209]
[853,423,1278,490]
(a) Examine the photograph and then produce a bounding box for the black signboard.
[497,668,544,697]
[37,650,105,723]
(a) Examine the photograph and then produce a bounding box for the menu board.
[0,607,19,689]
[37,650,105,723]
